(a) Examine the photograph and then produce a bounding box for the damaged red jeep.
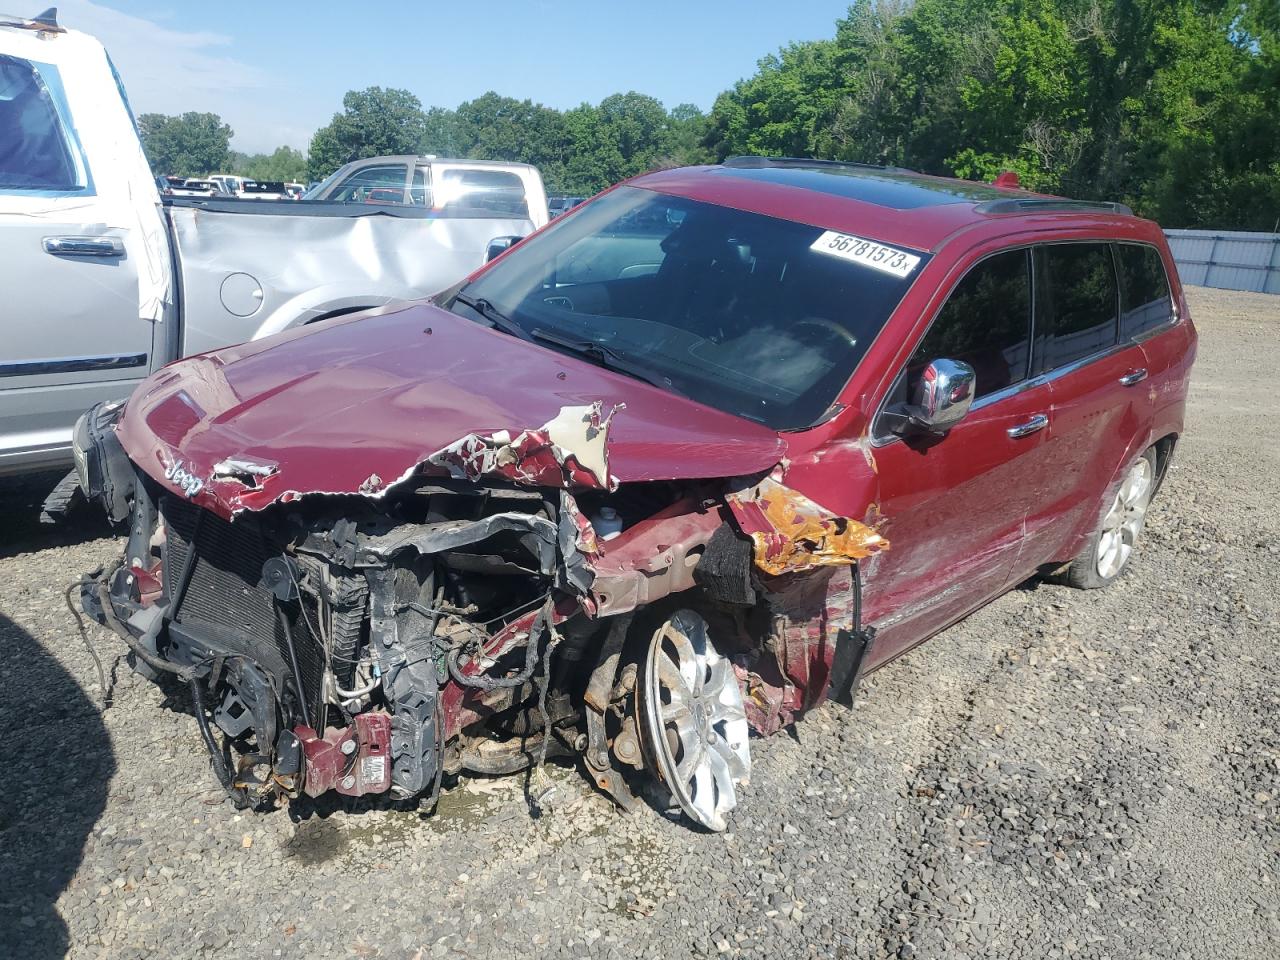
[76,157,1195,830]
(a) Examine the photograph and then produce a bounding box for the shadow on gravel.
[0,612,114,958]
[0,471,116,560]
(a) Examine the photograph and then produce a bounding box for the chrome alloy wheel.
[1096,456,1155,579]
[640,610,750,831]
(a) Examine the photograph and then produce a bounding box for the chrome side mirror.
[882,358,976,437]
[485,235,524,262]
[913,358,975,432]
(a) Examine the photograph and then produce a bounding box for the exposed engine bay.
[77,399,883,831]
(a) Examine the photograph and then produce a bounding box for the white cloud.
[57,0,309,152]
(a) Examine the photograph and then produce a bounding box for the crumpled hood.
[117,302,788,515]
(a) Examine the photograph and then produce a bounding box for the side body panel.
[0,27,171,475]
[863,379,1056,666]
[1018,343,1149,572]
[834,219,1195,672]
[168,203,537,356]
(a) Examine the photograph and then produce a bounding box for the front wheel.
[1060,447,1157,589]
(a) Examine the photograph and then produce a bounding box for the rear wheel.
[1061,447,1157,589]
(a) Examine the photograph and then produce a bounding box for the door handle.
[1118,368,1148,386]
[1007,413,1049,439]
[43,236,125,258]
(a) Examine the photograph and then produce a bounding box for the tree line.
[137,0,1279,229]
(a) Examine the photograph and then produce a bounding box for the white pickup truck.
[0,10,547,479]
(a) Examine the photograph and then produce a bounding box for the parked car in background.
[283,182,305,199]
[548,195,587,217]
[77,156,1195,831]
[178,178,220,197]
[305,154,549,229]
[240,180,287,200]
[0,13,548,479]
[208,174,246,196]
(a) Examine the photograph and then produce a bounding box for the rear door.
[1019,242,1152,568]
[0,52,154,473]
[1116,240,1183,400]
[866,248,1055,664]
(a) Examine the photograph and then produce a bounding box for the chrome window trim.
[870,237,1177,449]
[0,353,147,378]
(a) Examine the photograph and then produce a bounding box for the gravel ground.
[1,286,1277,960]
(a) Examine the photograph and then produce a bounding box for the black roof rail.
[721,155,901,174]
[976,198,1134,216]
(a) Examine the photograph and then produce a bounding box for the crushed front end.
[76,395,884,830]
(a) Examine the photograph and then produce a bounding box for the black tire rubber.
[39,468,86,525]
[1059,447,1158,590]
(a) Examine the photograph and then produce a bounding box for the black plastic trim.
[0,352,146,378]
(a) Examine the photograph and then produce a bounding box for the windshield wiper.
[452,293,531,341]
[529,328,687,397]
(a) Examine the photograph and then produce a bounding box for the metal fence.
[1165,229,1280,295]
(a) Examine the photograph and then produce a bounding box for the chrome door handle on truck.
[1007,413,1049,439]
[43,236,125,258]
[1119,368,1148,386]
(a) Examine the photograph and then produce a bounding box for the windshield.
[450,185,927,429]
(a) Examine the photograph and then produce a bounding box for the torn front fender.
[726,474,887,576]
[740,564,858,736]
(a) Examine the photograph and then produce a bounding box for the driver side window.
[877,248,1032,437]
[328,164,407,203]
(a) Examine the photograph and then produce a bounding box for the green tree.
[667,103,714,166]
[230,146,308,182]
[705,0,1280,228]
[453,92,570,187]
[707,39,845,159]
[560,93,675,193]
[138,111,232,176]
[307,87,430,180]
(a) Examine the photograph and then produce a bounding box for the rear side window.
[0,55,84,192]
[1116,243,1173,339]
[1034,244,1118,372]
[437,168,528,218]
[905,248,1032,401]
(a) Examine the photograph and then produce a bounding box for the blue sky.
[59,0,854,154]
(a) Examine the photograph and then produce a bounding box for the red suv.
[76,157,1195,830]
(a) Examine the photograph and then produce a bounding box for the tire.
[1060,447,1158,589]
[39,468,86,525]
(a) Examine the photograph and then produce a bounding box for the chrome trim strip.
[43,236,126,258]
[0,353,147,378]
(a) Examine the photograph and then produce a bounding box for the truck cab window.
[0,56,80,191]
[329,164,408,203]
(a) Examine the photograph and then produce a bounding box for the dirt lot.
[0,286,1277,960]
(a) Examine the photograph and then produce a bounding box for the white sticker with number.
[810,231,922,278]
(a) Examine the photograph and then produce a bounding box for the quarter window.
[904,249,1032,401]
[1034,243,1119,372]
[0,55,83,192]
[1116,243,1173,339]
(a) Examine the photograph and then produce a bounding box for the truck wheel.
[1060,447,1157,589]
